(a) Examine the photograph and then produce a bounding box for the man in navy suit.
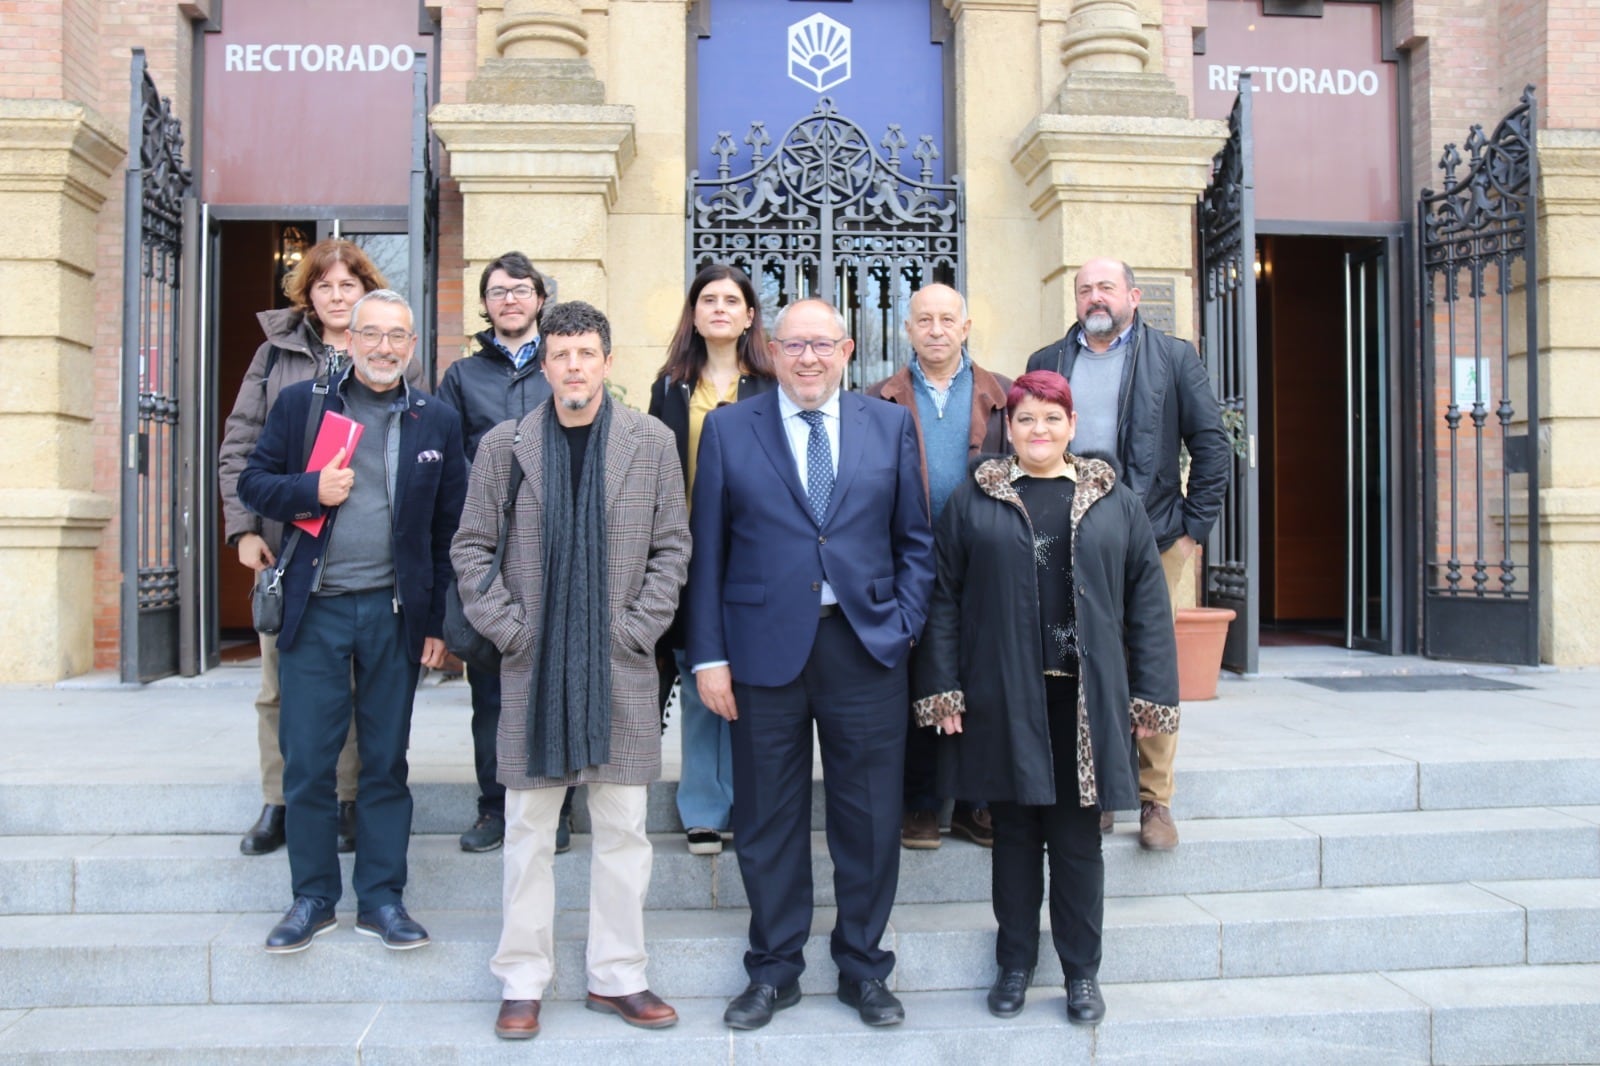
[686,299,935,1030]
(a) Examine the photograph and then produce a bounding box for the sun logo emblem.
[787,13,851,94]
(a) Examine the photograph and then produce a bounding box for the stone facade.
[3,0,1599,677]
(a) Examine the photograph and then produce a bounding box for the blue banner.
[695,0,947,183]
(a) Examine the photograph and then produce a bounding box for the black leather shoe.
[264,896,336,953]
[1066,977,1105,1025]
[337,801,357,854]
[460,812,505,853]
[723,982,801,1030]
[355,903,431,950]
[240,804,286,856]
[836,978,905,1027]
[987,966,1033,1018]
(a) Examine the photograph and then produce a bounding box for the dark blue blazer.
[686,388,935,687]
[237,371,467,662]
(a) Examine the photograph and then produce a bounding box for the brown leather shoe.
[901,809,941,850]
[1139,802,1178,851]
[1099,810,1114,834]
[586,989,679,1029]
[495,999,540,1039]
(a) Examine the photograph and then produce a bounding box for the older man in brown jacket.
[452,301,690,1041]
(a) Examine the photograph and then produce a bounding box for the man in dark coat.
[867,282,1010,852]
[1026,258,1229,851]
[436,251,556,854]
[239,289,466,955]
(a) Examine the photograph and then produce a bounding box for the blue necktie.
[800,410,834,524]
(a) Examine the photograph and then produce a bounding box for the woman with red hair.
[912,369,1179,1026]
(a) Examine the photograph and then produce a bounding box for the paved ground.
[5,647,1595,797]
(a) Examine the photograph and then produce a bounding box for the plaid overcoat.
[450,400,690,789]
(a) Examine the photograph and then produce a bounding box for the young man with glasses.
[239,289,466,954]
[438,252,572,855]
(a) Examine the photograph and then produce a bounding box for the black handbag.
[251,529,302,635]
[444,437,526,675]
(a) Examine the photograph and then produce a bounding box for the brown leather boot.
[1139,801,1178,851]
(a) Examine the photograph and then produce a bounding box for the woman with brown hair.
[219,238,422,858]
[647,263,776,854]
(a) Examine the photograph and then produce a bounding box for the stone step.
[7,805,1597,918]
[5,748,1598,837]
[3,966,1598,1065]
[3,880,1596,1010]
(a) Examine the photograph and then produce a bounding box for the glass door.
[1344,242,1391,651]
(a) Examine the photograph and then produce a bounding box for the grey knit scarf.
[525,397,612,778]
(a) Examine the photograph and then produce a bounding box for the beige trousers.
[491,783,652,1001]
[256,631,360,806]
[1136,541,1190,807]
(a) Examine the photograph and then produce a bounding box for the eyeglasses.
[354,327,413,348]
[486,285,538,303]
[774,336,844,358]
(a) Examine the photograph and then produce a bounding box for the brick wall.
[433,0,476,374]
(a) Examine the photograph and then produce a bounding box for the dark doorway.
[1256,233,1396,652]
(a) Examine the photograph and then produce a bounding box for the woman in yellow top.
[648,264,776,854]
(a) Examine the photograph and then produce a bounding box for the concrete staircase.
[3,679,1600,1062]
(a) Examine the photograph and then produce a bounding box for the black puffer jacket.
[912,454,1179,810]
[1026,315,1229,552]
[436,331,553,463]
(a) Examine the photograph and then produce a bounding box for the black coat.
[647,369,777,650]
[436,331,553,464]
[1027,316,1229,552]
[913,455,1179,809]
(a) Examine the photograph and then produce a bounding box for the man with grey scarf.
[451,301,690,1040]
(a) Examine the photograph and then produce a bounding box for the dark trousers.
[730,612,907,987]
[278,589,418,911]
[989,676,1103,979]
[467,665,506,816]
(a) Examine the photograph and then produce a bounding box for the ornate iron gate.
[687,97,963,388]
[120,50,193,683]
[1418,88,1540,664]
[1198,75,1260,674]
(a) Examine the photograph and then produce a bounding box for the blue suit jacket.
[686,388,935,687]
[237,371,467,662]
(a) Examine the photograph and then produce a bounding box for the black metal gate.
[687,97,963,388]
[120,50,193,683]
[1418,88,1540,665]
[1198,74,1260,674]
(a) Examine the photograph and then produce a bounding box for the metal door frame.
[1198,73,1260,674]
[1417,87,1541,665]
[120,50,196,683]
[687,96,964,388]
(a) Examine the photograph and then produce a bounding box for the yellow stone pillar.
[1010,0,1225,607]
[432,0,636,322]
[0,100,123,681]
[1533,129,1600,664]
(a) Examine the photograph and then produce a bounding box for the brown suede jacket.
[866,359,1012,502]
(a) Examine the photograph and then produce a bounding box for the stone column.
[1532,129,1600,664]
[1011,0,1226,607]
[432,0,635,315]
[0,101,123,681]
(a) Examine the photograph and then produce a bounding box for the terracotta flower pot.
[1174,606,1237,701]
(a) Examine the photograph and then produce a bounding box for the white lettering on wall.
[222,42,415,74]
[1209,63,1382,97]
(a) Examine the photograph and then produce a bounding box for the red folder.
[292,411,363,536]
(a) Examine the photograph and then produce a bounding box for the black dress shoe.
[836,978,905,1027]
[355,902,431,950]
[240,804,286,856]
[987,966,1033,1018]
[460,812,505,853]
[723,982,801,1030]
[264,895,336,953]
[337,801,357,854]
[1066,977,1106,1025]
